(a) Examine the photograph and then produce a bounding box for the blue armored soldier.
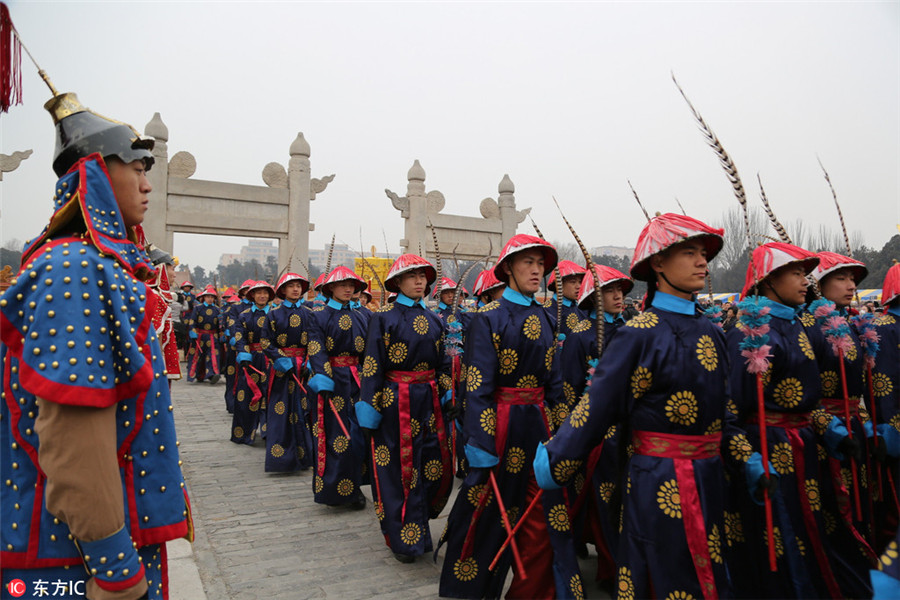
[231,280,276,445]
[221,279,253,413]
[186,284,222,384]
[1,93,192,599]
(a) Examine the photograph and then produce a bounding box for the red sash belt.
[384,369,450,520]
[189,330,219,377]
[330,355,360,388]
[748,411,811,429]
[281,347,307,359]
[494,387,547,458]
[632,430,721,459]
[822,397,860,418]
[248,343,263,352]
[633,430,720,599]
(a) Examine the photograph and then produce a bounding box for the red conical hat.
[882,262,900,305]
[578,265,634,310]
[198,284,217,299]
[238,279,254,292]
[321,266,367,295]
[246,280,276,303]
[432,277,469,298]
[812,251,868,286]
[475,268,505,297]
[547,260,586,292]
[741,242,819,299]
[493,234,558,283]
[275,272,310,298]
[223,286,237,296]
[384,254,437,293]
[630,213,724,282]
[313,272,327,292]
[180,280,194,289]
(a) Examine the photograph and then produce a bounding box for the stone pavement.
[168,376,450,600]
[167,376,606,599]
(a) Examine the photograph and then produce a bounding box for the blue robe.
[439,287,583,599]
[726,298,846,599]
[307,299,370,505]
[804,307,877,598]
[186,301,221,382]
[231,305,272,445]
[539,291,732,600]
[260,300,317,472]
[221,299,251,412]
[357,294,452,558]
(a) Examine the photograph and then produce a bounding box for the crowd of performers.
[175,214,900,600]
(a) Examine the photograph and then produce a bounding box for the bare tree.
[551,241,581,264]
[787,218,808,249]
[712,206,767,272]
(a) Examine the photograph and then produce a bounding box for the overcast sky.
[2,1,898,272]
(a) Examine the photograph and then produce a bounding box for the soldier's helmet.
[630,213,724,282]
[740,242,819,299]
[45,93,155,177]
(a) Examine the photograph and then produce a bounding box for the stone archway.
[140,113,333,271]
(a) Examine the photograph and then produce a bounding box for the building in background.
[218,239,279,268]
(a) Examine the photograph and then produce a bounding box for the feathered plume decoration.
[428,220,442,301]
[627,179,652,223]
[675,197,687,216]
[673,74,753,259]
[324,233,336,276]
[529,215,565,350]
[757,174,793,244]
[553,196,605,358]
[737,296,774,374]
[382,229,392,261]
[817,156,852,256]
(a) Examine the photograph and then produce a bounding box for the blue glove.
[230,337,237,347]
[189,329,198,340]
[746,451,778,505]
[440,390,452,407]
[236,352,252,365]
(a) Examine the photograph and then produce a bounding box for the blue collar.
[748,296,801,322]
[651,291,697,316]
[595,311,625,324]
[888,306,900,318]
[350,300,361,309]
[202,301,214,307]
[315,293,326,303]
[253,304,270,314]
[282,300,302,308]
[438,301,449,311]
[396,293,427,309]
[241,298,251,304]
[562,297,574,308]
[327,298,350,310]
[502,286,540,307]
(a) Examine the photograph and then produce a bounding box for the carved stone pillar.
[144,113,171,251]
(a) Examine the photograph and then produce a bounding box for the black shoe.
[393,552,415,564]
[350,494,367,511]
[209,374,221,384]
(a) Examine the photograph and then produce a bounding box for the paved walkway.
[167,376,606,599]
[168,377,450,599]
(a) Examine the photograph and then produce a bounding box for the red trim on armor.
[94,564,147,592]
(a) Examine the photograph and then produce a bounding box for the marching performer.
[439,235,583,599]
[357,254,453,562]
[307,267,371,509]
[535,214,732,599]
[261,272,317,472]
[186,284,222,384]
[231,280,276,445]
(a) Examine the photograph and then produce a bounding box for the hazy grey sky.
[2,1,898,272]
